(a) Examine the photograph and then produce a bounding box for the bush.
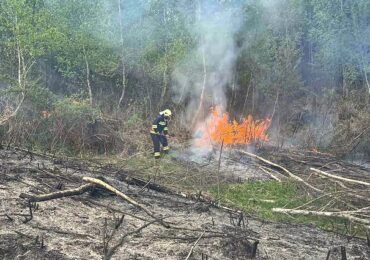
[47,97,101,153]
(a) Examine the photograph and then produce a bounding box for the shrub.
[48,96,101,153]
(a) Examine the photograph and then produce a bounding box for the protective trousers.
[151,134,169,159]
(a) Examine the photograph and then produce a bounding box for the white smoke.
[171,1,244,126]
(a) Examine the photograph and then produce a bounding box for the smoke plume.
[171,1,244,126]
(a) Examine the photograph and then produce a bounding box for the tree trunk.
[228,74,237,112]
[17,38,22,87]
[117,0,127,109]
[159,5,168,109]
[270,90,279,121]
[159,53,168,109]
[241,76,252,118]
[192,0,207,128]
[0,36,26,126]
[83,46,93,106]
[362,60,370,94]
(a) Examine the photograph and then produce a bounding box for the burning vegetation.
[195,106,271,147]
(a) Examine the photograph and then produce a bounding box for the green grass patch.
[211,181,306,221]
[210,181,361,235]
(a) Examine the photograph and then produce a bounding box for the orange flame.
[195,106,270,146]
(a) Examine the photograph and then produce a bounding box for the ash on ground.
[1,148,370,259]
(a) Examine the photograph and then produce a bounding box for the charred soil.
[0,147,370,259]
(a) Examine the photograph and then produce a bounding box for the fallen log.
[20,184,94,202]
[272,208,370,226]
[238,150,322,193]
[20,177,169,228]
[310,168,370,187]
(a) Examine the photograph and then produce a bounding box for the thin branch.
[82,177,170,228]
[238,150,322,193]
[311,168,370,187]
[185,231,205,260]
[105,219,158,259]
[272,208,370,226]
[259,166,282,182]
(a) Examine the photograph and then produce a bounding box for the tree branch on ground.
[272,208,370,227]
[82,177,170,228]
[185,231,205,260]
[311,168,370,187]
[238,150,322,193]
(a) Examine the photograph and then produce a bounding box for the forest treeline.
[0,0,369,157]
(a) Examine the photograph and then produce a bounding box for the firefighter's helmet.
[160,109,172,117]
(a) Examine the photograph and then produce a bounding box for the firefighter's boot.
[163,146,169,154]
[154,152,161,159]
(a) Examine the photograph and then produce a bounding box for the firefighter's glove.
[151,125,158,134]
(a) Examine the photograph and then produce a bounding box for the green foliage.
[0,0,58,62]
[0,0,369,155]
[307,0,370,91]
[126,113,142,128]
[26,85,56,111]
[30,96,102,153]
[212,181,304,220]
[54,96,100,122]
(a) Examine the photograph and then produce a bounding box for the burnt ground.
[1,148,370,259]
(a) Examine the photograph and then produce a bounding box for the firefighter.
[150,109,172,159]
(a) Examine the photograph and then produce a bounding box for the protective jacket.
[150,114,168,135]
[150,114,169,158]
